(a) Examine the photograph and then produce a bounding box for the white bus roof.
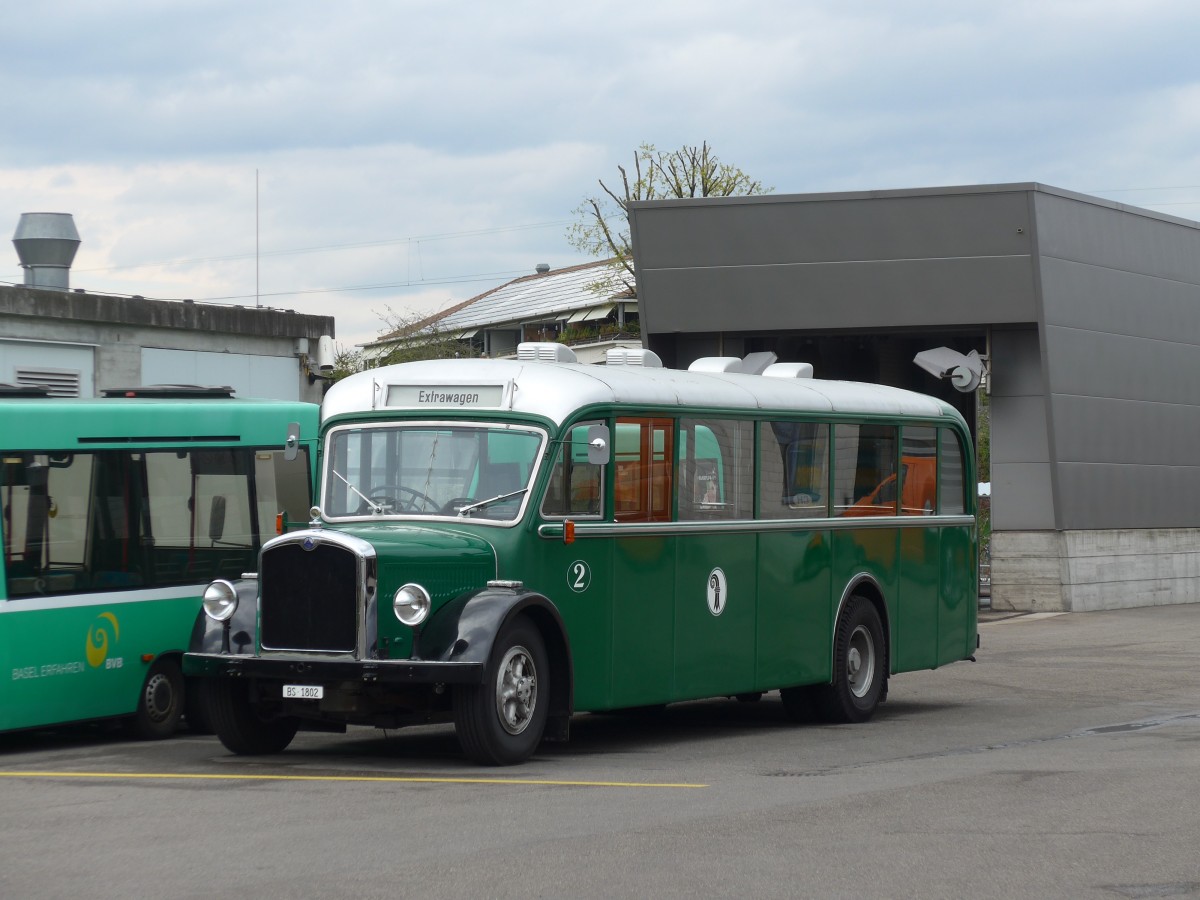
[323,356,958,427]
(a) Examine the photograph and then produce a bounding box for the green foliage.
[568,142,771,296]
[369,305,477,367]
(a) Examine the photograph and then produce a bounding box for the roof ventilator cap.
[517,342,578,363]
[605,347,663,368]
[688,357,743,374]
[762,363,814,379]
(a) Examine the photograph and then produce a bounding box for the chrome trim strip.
[537,514,975,539]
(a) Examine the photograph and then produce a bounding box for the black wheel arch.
[834,574,891,677]
[421,586,573,738]
[187,577,260,655]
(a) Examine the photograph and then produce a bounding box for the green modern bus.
[185,344,978,765]
[1,385,317,738]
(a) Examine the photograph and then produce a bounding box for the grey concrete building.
[3,212,335,401]
[629,183,1200,613]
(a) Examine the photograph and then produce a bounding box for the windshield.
[322,423,544,522]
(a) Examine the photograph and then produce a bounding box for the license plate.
[283,684,323,700]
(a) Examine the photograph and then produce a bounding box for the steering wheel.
[366,485,437,514]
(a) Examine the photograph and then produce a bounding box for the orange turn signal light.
[564,520,575,545]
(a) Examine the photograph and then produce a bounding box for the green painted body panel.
[610,535,676,706]
[755,530,833,689]
[1,593,199,730]
[674,532,757,699]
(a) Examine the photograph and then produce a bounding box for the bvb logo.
[85,612,120,668]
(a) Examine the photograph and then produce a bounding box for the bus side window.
[2,452,92,596]
[900,426,938,516]
[614,418,673,523]
[541,422,604,519]
[679,419,753,520]
[834,424,898,517]
[758,421,829,519]
[939,428,967,514]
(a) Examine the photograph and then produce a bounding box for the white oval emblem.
[706,567,727,616]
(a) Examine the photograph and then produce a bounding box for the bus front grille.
[260,540,359,653]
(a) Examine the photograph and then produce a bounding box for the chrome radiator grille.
[260,540,359,652]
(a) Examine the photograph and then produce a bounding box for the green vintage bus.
[185,344,977,765]
[1,385,316,738]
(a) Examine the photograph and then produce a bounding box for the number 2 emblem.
[568,560,592,593]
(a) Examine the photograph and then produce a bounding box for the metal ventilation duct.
[12,212,81,291]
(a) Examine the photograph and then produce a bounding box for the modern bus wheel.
[454,618,548,765]
[814,596,886,724]
[208,679,299,755]
[128,657,185,740]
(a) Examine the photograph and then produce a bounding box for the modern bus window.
[1,453,92,595]
[758,421,830,519]
[2,447,312,596]
[834,424,898,517]
[678,419,753,520]
[541,422,604,518]
[614,418,673,522]
[900,426,938,516]
[939,428,967,514]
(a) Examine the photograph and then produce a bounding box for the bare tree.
[568,142,771,295]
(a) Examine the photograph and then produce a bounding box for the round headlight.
[202,580,239,622]
[393,583,431,626]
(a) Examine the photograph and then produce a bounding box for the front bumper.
[183,652,483,685]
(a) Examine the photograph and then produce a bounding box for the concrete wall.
[0,286,334,402]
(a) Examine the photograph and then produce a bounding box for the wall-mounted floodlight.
[914,347,985,393]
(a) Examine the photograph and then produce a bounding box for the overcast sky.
[3,0,1198,349]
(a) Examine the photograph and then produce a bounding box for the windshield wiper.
[455,488,528,517]
[330,468,384,514]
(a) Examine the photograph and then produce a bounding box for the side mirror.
[285,422,301,461]
[586,424,610,465]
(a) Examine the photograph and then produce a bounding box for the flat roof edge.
[630,183,1200,230]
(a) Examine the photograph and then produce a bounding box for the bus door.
[609,417,675,707]
[536,421,613,710]
[936,428,974,665]
[1,450,128,730]
[895,427,941,672]
[673,419,758,700]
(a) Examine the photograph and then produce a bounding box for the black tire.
[184,678,215,734]
[454,618,548,766]
[813,596,887,724]
[208,679,299,755]
[127,657,185,740]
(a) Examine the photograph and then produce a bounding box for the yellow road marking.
[0,770,707,789]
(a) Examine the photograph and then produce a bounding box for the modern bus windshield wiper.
[330,468,384,514]
[454,488,528,516]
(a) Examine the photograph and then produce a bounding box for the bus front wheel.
[454,618,548,765]
[814,596,886,724]
[208,679,299,755]
[127,657,185,740]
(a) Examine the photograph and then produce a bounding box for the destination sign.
[385,384,505,409]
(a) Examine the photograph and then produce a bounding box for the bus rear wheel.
[127,657,185,740]
[454,618,548,765]
[208,679,299,755]
[814,596,886,724]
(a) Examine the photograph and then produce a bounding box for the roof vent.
[535,263,550,274]
[688,357,743,374]
[763,362,814,379]
[605,347,663,368]
[12,212,80,292]
[517,342,577,363]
